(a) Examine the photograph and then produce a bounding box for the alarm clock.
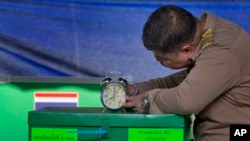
[100,76,128,111]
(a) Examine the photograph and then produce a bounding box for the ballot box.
[28,107,192,141]
[0,76,103,141]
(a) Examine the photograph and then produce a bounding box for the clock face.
[101,83,126,109]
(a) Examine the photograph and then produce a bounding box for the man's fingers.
[123,96,135,108]
[123,101,132,107]
[125,96,134,101]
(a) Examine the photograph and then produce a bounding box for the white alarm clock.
[100,76,128,110]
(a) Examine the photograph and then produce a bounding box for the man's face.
[152,50,189,69]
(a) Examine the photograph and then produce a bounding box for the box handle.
[101,119,110,138]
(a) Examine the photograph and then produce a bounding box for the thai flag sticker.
[34,92,78,110]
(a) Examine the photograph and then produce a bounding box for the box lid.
[28,107,191,128]
[0,76,104,84]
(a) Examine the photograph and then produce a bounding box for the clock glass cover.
[101,83,126,109]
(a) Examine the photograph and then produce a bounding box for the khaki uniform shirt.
[136,12,250,141]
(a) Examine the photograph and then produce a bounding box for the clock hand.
[106,87,116,101]
[113,86,116,101]
[107,96,114,101]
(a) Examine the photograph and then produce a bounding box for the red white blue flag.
[34,92,78,110]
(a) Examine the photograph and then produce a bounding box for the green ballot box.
[28,107,192,141]
[0,76,104,141]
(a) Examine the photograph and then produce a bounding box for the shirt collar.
[191,12,217,62]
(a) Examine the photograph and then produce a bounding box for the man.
[123,5,250,141]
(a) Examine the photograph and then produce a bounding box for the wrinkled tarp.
[0,0,250,82]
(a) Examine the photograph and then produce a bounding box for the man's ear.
[180,45,194,54]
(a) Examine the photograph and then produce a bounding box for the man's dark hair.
[142,5,197,53]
